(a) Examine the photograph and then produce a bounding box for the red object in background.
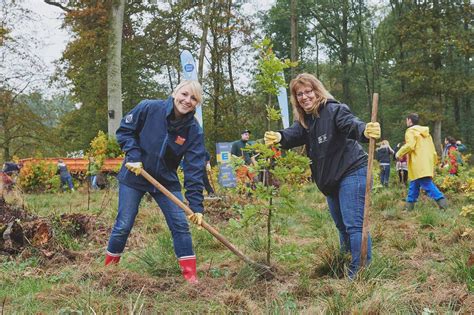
[0,172,13,187]
[271,147,282,158]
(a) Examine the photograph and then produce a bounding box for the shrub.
[88,131,123,168]
[18,160,57,193]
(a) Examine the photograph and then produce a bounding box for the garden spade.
[360,93,378,267]
[139,169,275,279]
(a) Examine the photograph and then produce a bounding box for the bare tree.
[107,0,125,136]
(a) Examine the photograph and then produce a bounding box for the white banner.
[180,50,203,127]
[277,72,290,129]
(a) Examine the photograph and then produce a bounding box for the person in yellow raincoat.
[395,113,447,210]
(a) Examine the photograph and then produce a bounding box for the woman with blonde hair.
[376,140,395,187]
[265,73,381,278]
[105,80,206,284]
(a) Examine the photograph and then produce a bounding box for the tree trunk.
[433,119,442,156]
[166,65,174,91]
[315,33,320,78]
[198,1,210,84]
[341,0,351,103]
[290,0,298,78]
[225,0,237,121]
[107,0,125,137]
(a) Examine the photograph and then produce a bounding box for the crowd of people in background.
[376,134,467,189]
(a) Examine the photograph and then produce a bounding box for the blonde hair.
[289,73,334,129]
[379,140,390,147]
[172,80,203,104]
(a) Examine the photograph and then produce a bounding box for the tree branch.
[44,0,72,12]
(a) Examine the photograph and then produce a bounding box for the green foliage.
[266,104,282,123]
[272,150,311,185]
[87,131,122,169]
[448,254,474,292]
[18,160,58,193]
[236,140,311,264]
[254,37,298,97]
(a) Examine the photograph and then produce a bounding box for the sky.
[25,0,70,68]
[3,0,71,95]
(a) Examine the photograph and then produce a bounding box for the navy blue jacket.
[278,100,368,196]
[376,147,393,164]
[116,97,206,213]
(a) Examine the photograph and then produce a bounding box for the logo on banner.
[184,64,194,72]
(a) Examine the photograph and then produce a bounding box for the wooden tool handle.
[360,93,378,267]
[140,169,256,265]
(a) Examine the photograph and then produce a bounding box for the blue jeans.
[91,175,99,190]
[107,183,194,258]
[407,177,444,202]
[326,166,371,277]
[380,164,390,186]
[60,175,74,191]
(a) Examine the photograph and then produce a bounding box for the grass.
[1,177,473,313]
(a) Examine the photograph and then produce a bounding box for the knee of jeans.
[346,226,363,235]
[171,220,190,234]
[113,220,133,235]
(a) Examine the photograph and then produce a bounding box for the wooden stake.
[360,93,378,267]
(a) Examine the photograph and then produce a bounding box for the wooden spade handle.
[360,93,378,267]
[140,169,257,265]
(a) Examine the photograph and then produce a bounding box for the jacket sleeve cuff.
[126,148,142,162]
[189,202,204,213]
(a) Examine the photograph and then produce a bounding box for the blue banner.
[180,50,203,127]
[216,142,236,188]
[277,72,290,129]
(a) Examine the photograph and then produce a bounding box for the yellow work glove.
[264,131,282,146]
[187,213,203,230]
[364,122,381,139]
[125,162,143,176]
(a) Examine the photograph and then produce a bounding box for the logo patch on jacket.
[125,114,133,123]
[175,136,186,145]
[318,134,328,144]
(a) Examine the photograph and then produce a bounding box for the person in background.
[57,159,74,192]
[375,140,394,187]
[455,140,466,166]
[2,162,20,175]
[441,136,458,175]
[264,73,381,278]
[231,129,256,186]
[203,150,216,197]
[87,156,100,190]
[456,140,467,153]
[394,143,408,185]
[395,113,447,210]
[104,80,205,284]
[1,162,21,190]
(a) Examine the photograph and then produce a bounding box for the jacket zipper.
[153,133,169,193]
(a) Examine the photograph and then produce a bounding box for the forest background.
[1,0,472,162]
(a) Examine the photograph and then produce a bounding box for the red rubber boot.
[178,256,198,284]
[105,252,121,266]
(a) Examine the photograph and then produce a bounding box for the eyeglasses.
[296,90,314,98]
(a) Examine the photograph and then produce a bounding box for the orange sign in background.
[19,157,124,174]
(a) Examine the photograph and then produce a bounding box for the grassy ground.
[0,177,473,313]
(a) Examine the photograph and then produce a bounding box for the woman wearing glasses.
[264,73,380,278]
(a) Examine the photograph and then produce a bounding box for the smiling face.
[295,84,316,113]
[173,85,199,118]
